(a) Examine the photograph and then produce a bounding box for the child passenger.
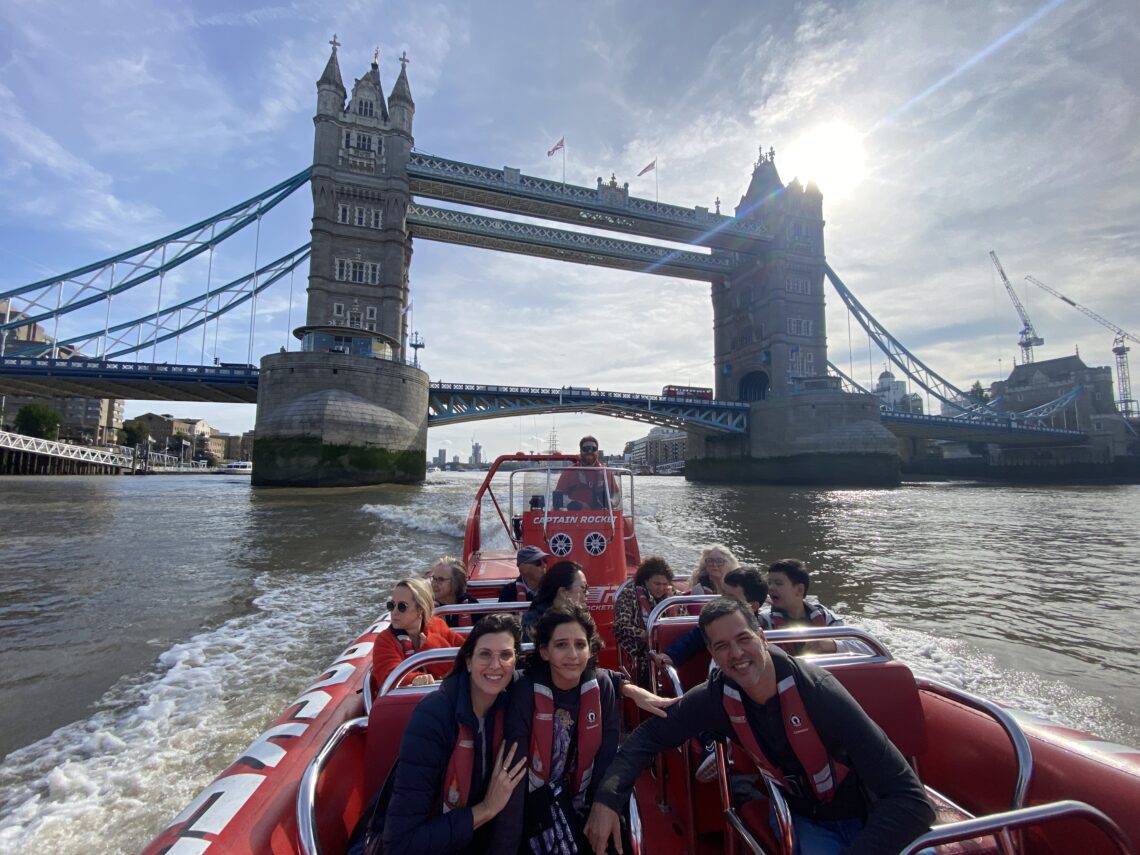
[490,604,676,854]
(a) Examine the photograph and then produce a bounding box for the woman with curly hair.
[491,604,676,854]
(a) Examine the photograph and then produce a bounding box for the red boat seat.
[363,689,431,798]
[649,617,711,694]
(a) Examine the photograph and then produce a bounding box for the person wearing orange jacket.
[373,577,466,690]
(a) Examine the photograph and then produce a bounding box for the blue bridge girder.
[0,356,259,404]
[406,204,732,281]
[427,383,750,433]
[0,357,1093,446]
[407,153,770,253]
[879,409,1087,444]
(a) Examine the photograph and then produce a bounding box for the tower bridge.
[1,41,1127,487]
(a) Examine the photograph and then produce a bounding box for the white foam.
[0,552,393,855]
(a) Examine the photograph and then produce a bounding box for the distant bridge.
[0,356,1088,446]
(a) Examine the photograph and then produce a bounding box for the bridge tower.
[688,147,898,485]
[252,41,429,487]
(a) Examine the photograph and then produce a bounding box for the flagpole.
[655,155,659,204]
[562,143,566,186]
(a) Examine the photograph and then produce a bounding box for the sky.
[1,0,1137,459]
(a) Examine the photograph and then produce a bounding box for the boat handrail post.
[378,649,460,697]
[897,799,1133,855]
[296,715,368,855]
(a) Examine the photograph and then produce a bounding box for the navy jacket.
[594,648,934,855]
[488,665,621,852]
[382,670,514,855]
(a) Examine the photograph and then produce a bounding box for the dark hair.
[446,612,522,679]
[768,558,810,595]
[634,555,673,587]
[534,560,584,607]
[724,565,768,606]
[579,435,598,448]
[698,597,761,645]
[528,603,603,672]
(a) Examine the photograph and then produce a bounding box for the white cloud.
[7,0,1140,451]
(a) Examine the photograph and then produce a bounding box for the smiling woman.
[781,121,868,199]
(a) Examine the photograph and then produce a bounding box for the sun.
[780,121,867,200]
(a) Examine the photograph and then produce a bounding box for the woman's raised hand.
[479,742,527,820]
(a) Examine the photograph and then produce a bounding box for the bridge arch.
[738,370,769,402]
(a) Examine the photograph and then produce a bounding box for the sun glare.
[780,121,867,200]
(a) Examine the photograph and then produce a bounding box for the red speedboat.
[143,454,1140,854]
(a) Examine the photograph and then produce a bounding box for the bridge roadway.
[0,357,1088,446]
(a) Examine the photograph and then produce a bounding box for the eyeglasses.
[473,650,517,665]
[530,560,546,567]
[580,444,598,452]
[386,600,412,613]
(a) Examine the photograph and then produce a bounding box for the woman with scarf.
[372,577,466,689]
[612,556,675,688]
[381,613,529,855]
[492,604,676,854]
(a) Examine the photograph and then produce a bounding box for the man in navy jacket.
[585,598,934,855]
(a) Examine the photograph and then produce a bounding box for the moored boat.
[142,453,1140,854]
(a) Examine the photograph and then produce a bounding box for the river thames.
[0,472,1138,853]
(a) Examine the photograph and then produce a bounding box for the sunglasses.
[386,600,413,613]
[580,444,598,452]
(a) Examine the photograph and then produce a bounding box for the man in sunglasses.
[498,544,550,602]
[555,435,621,510]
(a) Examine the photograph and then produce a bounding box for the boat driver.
[555,435,620,510]
[585,597,935,855]
[497,545,549,602]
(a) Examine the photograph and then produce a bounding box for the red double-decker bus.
[661,384,713,400]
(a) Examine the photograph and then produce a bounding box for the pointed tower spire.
[736,144,784,217]
[390,50,414,105]
[318,34,347,97]
[389,50,415,134]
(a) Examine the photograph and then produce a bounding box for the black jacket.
[382,670,514,855]
[488,665,621,852]
[594,648,934,855]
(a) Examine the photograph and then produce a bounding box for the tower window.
[787,318,813,336]
[351,261,366,283]
[356,99,374,117]
[332,302,345,317]
[787,276,811,295]
[370,209,383,229]
[355,133,373,151]
[335,258,348,281]
[337,204,350,224]
[355,207,367,227]
[344,130,352,149]
[366,306,377,320]
[367,262,381,284]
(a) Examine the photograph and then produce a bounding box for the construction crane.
[1025,274,1139,418]
[989,250,1044,364]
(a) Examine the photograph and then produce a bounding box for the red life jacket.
[436,599,473,627]
[634,585,656,625]
[442,708,505,812]
[768,602,829,629]
[721,677,848,802]
[528,676,603,797]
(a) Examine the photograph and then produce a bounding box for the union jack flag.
[547,136,565,157]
